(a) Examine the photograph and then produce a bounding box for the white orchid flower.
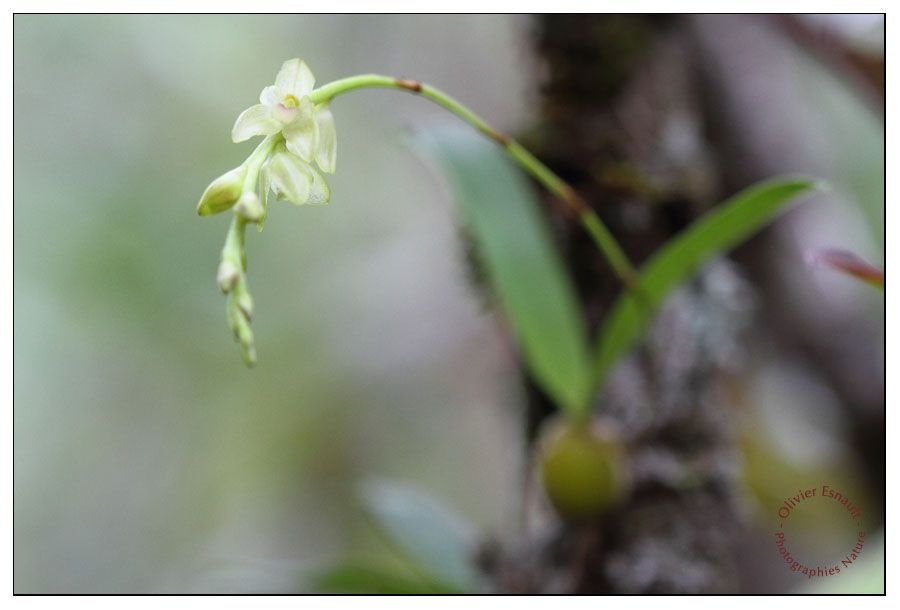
[231,59,337,174]
[261,142,331,208]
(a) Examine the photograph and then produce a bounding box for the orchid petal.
[305,164,331,205]
[313,104,337,174]
[274,59,315,100]
[260,85,282,105]
[267,149,312,206]
[232,104,280,143]
[282,106,317,163]
[259,159,272,212]
[259,161,272,227]
[272,103,300,125]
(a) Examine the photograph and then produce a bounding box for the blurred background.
[14,14,883,593]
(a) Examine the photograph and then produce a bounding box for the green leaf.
[307,561,458,594]
[359,479,478,593]
[593,177,821,391]
[420,127,593,415]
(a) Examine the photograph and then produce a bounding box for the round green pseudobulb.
[538,416,625,521]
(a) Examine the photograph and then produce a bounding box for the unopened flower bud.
[197,166,247,216]
[234,286,254,320]
[235,192,265,222]
[217,259,241,293]
[239,342,257,367]
[227,297,257,366]
[226,297,241,335]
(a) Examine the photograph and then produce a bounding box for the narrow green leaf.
[308,561,458,594]
[593,177,821,391]
[420,127,593,415]
[360,479,478,593]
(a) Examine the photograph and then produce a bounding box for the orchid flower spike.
[199,59,340,365]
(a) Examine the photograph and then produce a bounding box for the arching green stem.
[311,75,639,292]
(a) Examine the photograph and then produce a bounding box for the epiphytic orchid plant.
[198,58,818,428]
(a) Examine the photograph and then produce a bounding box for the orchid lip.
[273,104,300,124]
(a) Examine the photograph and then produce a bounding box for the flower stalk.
[311,75,640,290]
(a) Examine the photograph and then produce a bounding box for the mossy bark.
[481,15,747,594]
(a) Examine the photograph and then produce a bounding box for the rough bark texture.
[481,15,750,594]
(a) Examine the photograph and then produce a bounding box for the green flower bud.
[240,342,257,367]
[227,297,257,366]
[235,192,265,223]
[537,416,626,521]
[216,259,241,293]
[233,284,254,320]
[197,166,247,216]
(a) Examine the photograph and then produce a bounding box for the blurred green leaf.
[740,435,872,534]
[360,479,478,593]
[593,177,820,391]
[308,561,457,594]
[420,127,592,415]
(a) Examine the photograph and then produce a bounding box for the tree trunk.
[482,14,752,594]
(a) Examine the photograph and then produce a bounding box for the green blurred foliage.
[308,479,481,593]
[14,14,528,593]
